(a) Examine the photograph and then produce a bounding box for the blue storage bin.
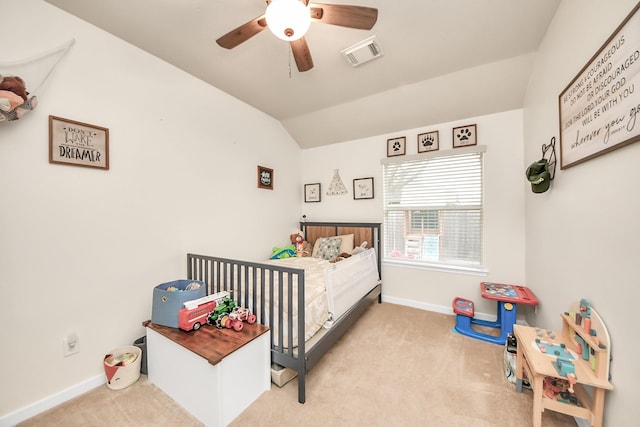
[151,279,206,328]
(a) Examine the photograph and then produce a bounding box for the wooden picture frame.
[353,177,374,200]
[453,124,477,148]
[304,183,321,202]
[418,131,439,153]
[558,2,640,169]
[49,115,109,170]
[387,136,406,157]
[257,165,273,190]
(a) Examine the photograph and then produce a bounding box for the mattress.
[260,256,331,347]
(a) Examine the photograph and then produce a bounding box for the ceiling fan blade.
[309,3,378,30]
[216,15,268,49]
[290,37,314,72]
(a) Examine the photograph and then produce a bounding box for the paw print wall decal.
[417,131,439,153]
[452,124,477,148]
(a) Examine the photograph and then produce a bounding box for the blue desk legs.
[454,302,517,345]
[470,301,503,328]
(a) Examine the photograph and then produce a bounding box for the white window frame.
[381,145,487,275]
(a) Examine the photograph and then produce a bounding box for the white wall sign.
[559,3,640,169]
[49,115,109,170]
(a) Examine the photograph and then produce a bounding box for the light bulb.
[265,0,311,41]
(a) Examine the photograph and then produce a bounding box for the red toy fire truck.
[177,291,229,331]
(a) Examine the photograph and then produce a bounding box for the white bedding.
[264,249,379,348]
[266,256,331,346]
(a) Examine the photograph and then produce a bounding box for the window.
[382,146,485,271]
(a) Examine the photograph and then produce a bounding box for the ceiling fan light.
[265,0,311,42]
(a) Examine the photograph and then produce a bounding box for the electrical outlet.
[63,333,79,357]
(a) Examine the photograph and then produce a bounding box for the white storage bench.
[145,321,270,426]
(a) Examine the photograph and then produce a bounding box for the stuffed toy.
[271,245,296,259]
[330,242,368,263]
[0,76,28,101]
[0,89,24,113]
[0,75,37,121]
[329,252,352,263]
[290,232,311,257]
[351,241,368,255]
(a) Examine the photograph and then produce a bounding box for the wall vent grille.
[341,36,383,67]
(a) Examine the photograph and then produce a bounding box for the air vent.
[341,35,383,67]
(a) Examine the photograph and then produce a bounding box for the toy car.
[226,307,257,331]
[207,297,237,328]
[216,306,257,331]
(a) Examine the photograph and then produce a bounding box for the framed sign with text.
[49,116,109,170]
[257,165,273,190]
[559,3,640,169]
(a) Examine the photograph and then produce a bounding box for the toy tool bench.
[514,299,612,427]
[453,282,538,345]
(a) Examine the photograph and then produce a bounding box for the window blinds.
[382,147,484,268]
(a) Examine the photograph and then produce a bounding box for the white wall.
[523,1,639,425]
[0,0,301,421]
[301,109,527,317]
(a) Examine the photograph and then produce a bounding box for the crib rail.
[186,253,307,374]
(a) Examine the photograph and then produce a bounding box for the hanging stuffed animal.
[0,75,37,121]
[0,38,75,122]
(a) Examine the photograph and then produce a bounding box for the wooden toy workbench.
[514,300,612,427]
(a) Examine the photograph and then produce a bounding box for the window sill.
[383,258,488,276]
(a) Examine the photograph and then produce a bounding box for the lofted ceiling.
[44,0,561,149]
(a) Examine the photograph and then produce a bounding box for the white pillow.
[337,234,354,254]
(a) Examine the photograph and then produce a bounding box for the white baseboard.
[0,374,105,427]
[381,295,498,322]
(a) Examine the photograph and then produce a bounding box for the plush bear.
[0,76,28,101]
[0,76,36,121]
[0,89,24,113]
[290,232,311,257]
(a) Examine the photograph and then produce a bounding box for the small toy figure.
[290,231,310,257]
[222,307,257,331]
[0,75,37,121]
[207,297,237,327]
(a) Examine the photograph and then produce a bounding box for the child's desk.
[481,282,538,306]
[453,282,538,345]
[477,282,539,343]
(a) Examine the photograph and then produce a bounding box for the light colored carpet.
[19,303,577,426]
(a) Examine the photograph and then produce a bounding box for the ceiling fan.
[216,0,378,72]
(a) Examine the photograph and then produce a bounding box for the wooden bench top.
[144,320,269,366]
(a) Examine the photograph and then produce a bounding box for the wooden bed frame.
[186,221,381,403]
